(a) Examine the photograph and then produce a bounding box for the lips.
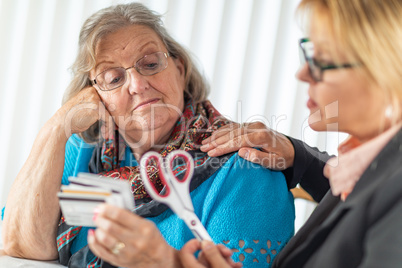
[134,98,160,111]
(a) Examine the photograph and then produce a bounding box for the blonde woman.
[183,0,402,267]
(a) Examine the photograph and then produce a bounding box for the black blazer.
[274,129,402,268]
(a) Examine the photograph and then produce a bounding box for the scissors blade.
[181,209,212,241]
[167,181,194,215]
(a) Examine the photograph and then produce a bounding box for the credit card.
[58,173,135,227]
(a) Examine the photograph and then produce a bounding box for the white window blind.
[0,0,346,230]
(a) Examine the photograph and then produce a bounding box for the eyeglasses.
[92,51,170,91]
[299,38,358,82]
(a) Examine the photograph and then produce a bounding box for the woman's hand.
[200,122,295,170]
[88,204,179,268]
[180,239,242,268]
[57,86,113,138]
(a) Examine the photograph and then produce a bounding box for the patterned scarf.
[57,100,231,267]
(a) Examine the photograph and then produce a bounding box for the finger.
[202,128,257,154]
[209,124,249,144]
[216,245,242,268]
[96,204,142,229]
[205,127,272,156]
[94,213,127,242]
[87,229,119,265]
[205,133,260,156]
[94,205,138,241]
[228,258,243,268]
[180,239,205,268]
[93,227,120,252]
[202,126,270,153]
[217,244,233,258]
[197,251,210,267]
[95,204,160,246]
[202,124,241,145]
[205,142,245,157]
[238,148,287,170]
[201,241,232,268]
[204,121,268,145]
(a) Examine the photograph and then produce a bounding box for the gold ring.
[111,241,125,255]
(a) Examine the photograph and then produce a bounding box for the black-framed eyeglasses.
[299,38,358,82]
[92,51,170,91]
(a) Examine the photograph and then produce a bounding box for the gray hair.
[63,2,210,143]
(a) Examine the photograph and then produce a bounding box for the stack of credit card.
[58,173,135,227]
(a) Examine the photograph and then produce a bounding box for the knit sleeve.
[62,134,96,185]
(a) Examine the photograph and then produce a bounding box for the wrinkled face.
[90,24,185,140]
[296,17,387,142]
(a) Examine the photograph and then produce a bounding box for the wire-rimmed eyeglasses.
[92,51,170,91]
[299,38,358,82]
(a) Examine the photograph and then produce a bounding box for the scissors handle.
[164,150,194,209]
[140,151,212,241]
[165,150,194,185]
[182,210,212,241]
[140,151,173,203]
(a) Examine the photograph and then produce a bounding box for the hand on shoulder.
[201,122,295,170]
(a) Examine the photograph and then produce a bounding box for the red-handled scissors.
[140,150,212,241]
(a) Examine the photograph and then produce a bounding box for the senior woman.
[2,3,295,268]
[182,0,402,267]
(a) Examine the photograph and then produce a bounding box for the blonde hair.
[297,0,402,124]
[63,2,209,142]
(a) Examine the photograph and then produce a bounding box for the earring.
[385,105,393,119]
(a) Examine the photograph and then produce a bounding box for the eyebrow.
[138,40,158,52]
[94,61,114,74]
[94,40,160,74]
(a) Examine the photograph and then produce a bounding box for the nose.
[124,68,149,95]
[296,63,315,84]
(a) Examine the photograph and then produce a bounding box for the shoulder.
[366,131,402,217]
[360,172,402,267]
[210,153,291,199]
[196,153,295,252]
[216,152,285,178]
[368,164,402,217]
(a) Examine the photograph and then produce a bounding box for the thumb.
[238,148,276,169]
[201,241,231,268]
[179,239,205,268]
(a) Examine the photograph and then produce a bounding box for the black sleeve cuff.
[283,136,332,202]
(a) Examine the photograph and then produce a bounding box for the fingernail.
[94,205,103,214]
[200,144,210,151]
[240,149,249,159]
[92,212,98,222]
[88,229,95,237]
[222,246,232,255]
[93,207,101,222]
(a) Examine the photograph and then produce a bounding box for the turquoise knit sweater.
[61,135,295,267]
